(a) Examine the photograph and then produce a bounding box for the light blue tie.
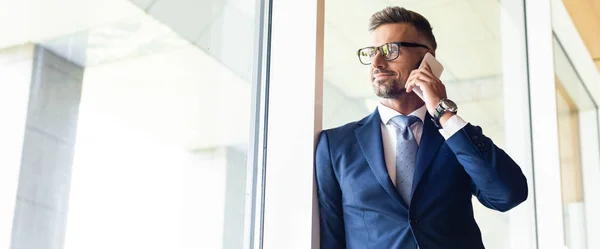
[390,115,421,206]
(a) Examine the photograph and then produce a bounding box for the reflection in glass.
[2,1,259,248]
[553,36,596,249]
[556,80,586,249]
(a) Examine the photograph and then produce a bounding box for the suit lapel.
[355,108,407,209]
[411,113,444,196]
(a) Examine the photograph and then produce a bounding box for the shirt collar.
[378,101,427,125]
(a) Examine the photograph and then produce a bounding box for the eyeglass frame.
[357,41,430,65]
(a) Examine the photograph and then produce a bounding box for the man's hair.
[369,7,437,51]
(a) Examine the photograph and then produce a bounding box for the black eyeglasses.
[357,42,430,65]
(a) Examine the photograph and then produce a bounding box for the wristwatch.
[432,98,458,128]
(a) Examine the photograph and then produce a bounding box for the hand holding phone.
[411,53,444,100]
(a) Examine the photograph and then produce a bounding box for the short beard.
[372,79,405,99]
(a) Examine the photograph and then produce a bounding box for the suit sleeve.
[445,123,528,212]
[315,131,346,248]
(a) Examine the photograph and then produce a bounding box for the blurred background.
[0,0,598,248]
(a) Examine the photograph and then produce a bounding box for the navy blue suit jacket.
[315,108,528,249]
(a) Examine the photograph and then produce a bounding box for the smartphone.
[412,52,444,100]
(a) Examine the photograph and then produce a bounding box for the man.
[315,6,528,249]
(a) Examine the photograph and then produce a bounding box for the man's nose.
[371,51,387,69]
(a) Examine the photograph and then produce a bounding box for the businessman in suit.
[315,6,528,249]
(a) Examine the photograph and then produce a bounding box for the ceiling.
[562,0,600,71]
[130,0,256,82]
[0,0,142,51]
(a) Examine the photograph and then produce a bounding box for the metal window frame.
[244,0,273,248]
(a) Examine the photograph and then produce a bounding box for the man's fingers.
[407,71,434,87]
[416,72,434,82]
[420,67,437,81]
[409,69,419,78]
[423,62,432,72]
[406,78,425,93]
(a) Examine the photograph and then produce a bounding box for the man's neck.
[380,93,424,116]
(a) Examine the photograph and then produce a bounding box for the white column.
[0,44,34,249]
[262,0,324,248]
[578,109,600,249]
[500,0,537,248]
[525,0,566,248]
[0,44,83,249]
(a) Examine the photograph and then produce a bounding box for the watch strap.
[432,104,445,128]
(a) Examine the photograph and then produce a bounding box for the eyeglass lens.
[358,43,399,64]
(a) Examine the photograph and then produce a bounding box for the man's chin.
[375,90,404,99]
[373,85,405,99]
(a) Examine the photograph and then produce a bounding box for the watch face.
[441,99,458,111]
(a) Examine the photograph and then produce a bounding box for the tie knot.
[390,115,421,129]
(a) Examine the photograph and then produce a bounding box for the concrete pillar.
[0,44,83,249]
[222,146,247,249]
[0,44,35,249]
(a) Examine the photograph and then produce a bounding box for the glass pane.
[1,0,261,248]
[553,35,597,249]
[322,1,533,248]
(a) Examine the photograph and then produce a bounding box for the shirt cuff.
[438,114,468,140]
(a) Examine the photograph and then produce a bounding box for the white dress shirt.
[378,102,468,187]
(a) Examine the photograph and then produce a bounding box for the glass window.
[1,0,263,248]
[553,35,598,249]
[323,1,534,248]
